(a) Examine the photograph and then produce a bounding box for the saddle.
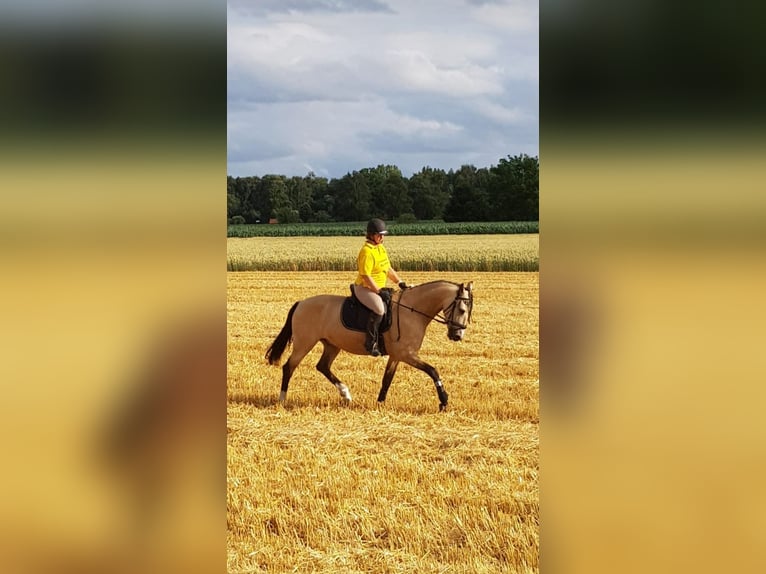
[341,286,394,354]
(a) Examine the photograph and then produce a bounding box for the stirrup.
[366,339,381,357]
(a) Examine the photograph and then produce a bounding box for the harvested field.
[227,271,539,573]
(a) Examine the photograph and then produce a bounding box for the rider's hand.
[398,281,408,290]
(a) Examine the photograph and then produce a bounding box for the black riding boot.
[365,313,383,357]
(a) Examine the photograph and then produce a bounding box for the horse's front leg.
[401,356,449,411]
[377,358,399,403]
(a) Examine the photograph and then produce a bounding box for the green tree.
[274,206,300,224]
[286,175,316,222]
[308,174,333,221]
[312,193,335,221]
[228,176,262,223]
[409,166,450,220]
[227,154,539,224]
[261,175,290,220]
[381,169,412,219]
[227,176,242,219]
[444,165,492,222]
[360,165,412,220]
[489,154,539,220]
[303,173,329,222]
[329,171,370,221]
[359,165,387,219]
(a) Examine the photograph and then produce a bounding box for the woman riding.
[354,218,408,356]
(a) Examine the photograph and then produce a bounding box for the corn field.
[227,270,539,573]
[228,221,538,237]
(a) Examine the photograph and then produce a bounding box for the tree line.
[227,154,538,224]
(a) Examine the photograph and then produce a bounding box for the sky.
[227,0,538,179]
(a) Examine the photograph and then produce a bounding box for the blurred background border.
[0,3,226,573]
[2,0,765,572]
[542,1,766,573]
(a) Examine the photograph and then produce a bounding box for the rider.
[354,218,408,356]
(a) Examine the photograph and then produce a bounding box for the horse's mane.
[409,280,462,288]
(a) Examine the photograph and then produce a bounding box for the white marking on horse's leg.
[336,384,352,401]
[435,379,443,388]
[279,391,287,403]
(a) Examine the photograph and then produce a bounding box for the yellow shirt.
[354,241,391,289]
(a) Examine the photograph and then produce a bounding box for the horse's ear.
[465,281,473,292]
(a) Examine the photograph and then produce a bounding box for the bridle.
[441,289,474,330]
[393,286,473,340]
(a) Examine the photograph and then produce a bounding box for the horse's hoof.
[439,403,448,412]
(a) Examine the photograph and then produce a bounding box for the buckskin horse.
[265,280,474,411]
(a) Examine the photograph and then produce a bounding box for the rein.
[392,289,473,341]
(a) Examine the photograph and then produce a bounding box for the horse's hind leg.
[278,342,314,404]
[316,341,352,402]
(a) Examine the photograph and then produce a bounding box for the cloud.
[361,115,464,152]
[385,49,504,97]
[228,91,537,178]
[227,130,294,165]
[473,99,533,125]
[228,98,466,176]
[228,21,514,104]
[464,0,508,6]
[227,21,374,104]
[227,0,538,177]
[227,0,395,17]
[469,0,538,33]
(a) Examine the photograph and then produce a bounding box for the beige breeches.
[352,285,385,315]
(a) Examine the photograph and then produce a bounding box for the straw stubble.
[228,271,538,573]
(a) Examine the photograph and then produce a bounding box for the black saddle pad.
[341,287,393,354]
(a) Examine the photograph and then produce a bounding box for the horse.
[265,280,474,411]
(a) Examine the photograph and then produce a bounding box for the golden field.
[227,270,539,573]
[227,234,539,271]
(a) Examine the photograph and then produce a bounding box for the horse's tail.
[265,301,299,365]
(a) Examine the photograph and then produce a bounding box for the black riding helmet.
[366,218,388,235]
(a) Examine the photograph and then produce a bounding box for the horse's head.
[446,282,474,341]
